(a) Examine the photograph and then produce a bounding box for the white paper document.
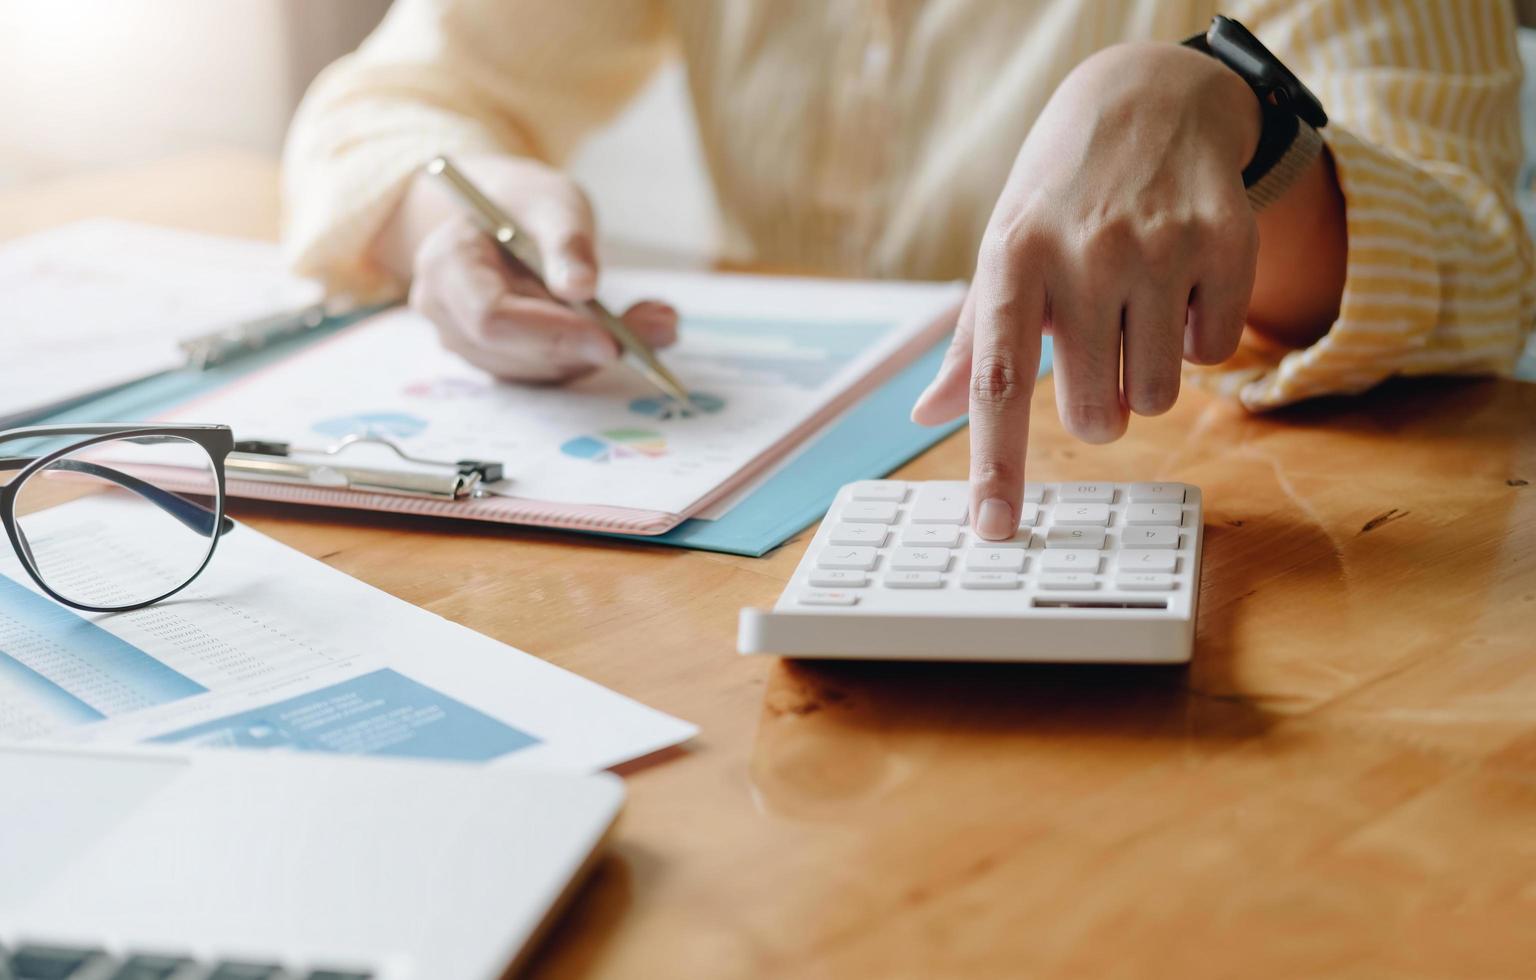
[0,497,695,770]
[0,220,321,423]
[171,271,963,516]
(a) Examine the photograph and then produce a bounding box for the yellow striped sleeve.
[281,0,668,301]
[1204,0,1535,410]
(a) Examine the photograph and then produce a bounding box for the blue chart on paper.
[0,575,206,728]
[151,668,540,762]
[629,391,726,419]
[312,411,429,440]
[677,315,892,390]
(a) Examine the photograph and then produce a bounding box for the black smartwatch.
[1183,15,1328,210]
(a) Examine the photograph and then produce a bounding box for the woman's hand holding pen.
[379,154,677,383]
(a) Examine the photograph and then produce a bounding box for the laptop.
[0,744,624,980]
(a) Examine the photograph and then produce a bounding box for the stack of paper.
[0,496,694,771]
[0,220,322,425]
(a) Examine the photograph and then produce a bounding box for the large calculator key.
[841,501,900,524]
[1123,526,1180,550]
[1124,503,1182,526]
[1039,573,1100,590]
[965,549,1027,572]
[1118,550,1178,572]
[1041,550,1100,573]
[1128,482,1185,502]
[827,522,887,546]
[1116,573,1175,591]
[808,570,869,588]
[962,572,1022,589]
[1017,503,1041,527]
[1045,526,1106,549]
[799,590,860,606]
[818,547,879,570]
[901,524,963,547]
[1022,484,1046,503]
[1058,483,1114,503]
[911,487,968,523]
[890,548,952,571]
[849,481,907,501]
[1053,503,1110,526]
[884,571,944,589]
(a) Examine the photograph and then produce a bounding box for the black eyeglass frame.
[0,423,235,613]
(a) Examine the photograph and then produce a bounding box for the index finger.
[968,244,1045,541]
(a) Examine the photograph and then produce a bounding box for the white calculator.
[738,481,1203,663]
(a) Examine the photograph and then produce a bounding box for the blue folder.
[34,313,1054,558]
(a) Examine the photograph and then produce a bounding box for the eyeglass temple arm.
[0,457,233,538]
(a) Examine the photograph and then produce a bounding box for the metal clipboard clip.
[227,436,505,501]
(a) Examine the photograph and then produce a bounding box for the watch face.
[1210,15,1328,128]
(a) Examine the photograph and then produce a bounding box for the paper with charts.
[0,497,695,770]
[174,271,963,516]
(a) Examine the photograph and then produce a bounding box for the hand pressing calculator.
[738,481,1203,663]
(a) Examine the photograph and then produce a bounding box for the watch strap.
[1246,116,1322,211]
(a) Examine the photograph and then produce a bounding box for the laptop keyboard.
[0,944,374,980]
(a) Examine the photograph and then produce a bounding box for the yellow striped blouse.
[283,0,1534,410]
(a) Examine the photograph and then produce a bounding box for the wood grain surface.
[6,156,1534,980]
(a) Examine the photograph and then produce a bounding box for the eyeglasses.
[0,424,234,613]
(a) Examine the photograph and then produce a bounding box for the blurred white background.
[0,0,718,260]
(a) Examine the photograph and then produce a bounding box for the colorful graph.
[313,412,429,440]
[560,428,668,463]
[629,391,726,420]
[402,376,490,400]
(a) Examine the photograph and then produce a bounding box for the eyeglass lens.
[11,435,221,609]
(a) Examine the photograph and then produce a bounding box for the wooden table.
[6,154,1536,980]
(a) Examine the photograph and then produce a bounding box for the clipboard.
[38,273,970,540]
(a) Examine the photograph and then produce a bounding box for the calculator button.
[1017,503,1041,527]
[1058,483,1114,503]
[1052,503,1110,526]
[1041,550,1100,573]
[798,590,860,606]
[965,549,1027,572]
[890,548,952,571]
[1044,526,1106,549]
[827,522,886,546]
[1123,527,1180,550]
[850,481,907,501]
[911,488,968,524]
[984,529,1034,548]
[962,572,1022,589]
[1118,550,1178,572]
[1128,482,1185,503]
[884,571,944,589]
[1116,573,1175,591]
[1039,573,1100,590]
[818,547,879,570]
[841,501,900,524]
[1023,484,1046,503]
[901,524,963,547]
[809,570,869,587]
[1125,503,1183,526]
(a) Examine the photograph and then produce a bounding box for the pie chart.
[629,391,725,420]
[559,428,669,462]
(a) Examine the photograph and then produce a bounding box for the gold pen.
[425,156,692,406]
